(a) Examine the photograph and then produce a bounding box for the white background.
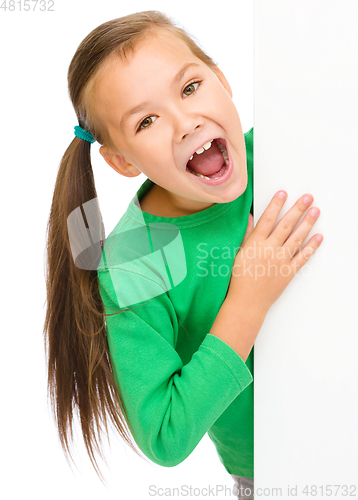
[0,1,253,499]
[254,0,358,498]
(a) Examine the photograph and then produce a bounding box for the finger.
[282,206,320,257]
[290,233,323,274]
[241,213,254,246]
[253,191,288,239]
[270,194,314,246]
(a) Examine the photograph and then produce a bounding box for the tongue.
[187,140,224,176]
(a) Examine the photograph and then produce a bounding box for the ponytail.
[43,136,143,481]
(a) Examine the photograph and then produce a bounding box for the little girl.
[43,11,323,499]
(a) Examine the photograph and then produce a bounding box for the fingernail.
[315,234,323,242]
[277,191,286,199]
[303,195,312,204]
[310,208,319,217]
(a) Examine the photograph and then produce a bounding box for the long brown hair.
[43,10,217,482]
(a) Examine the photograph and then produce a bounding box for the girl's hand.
[227,191,323,315]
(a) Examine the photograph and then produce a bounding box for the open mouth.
[185,138,230,182]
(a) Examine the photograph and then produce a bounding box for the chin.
[218,174,248,203]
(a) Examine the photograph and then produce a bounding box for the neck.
[140,183,215,217]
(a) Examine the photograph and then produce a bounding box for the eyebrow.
[120,62,201,130]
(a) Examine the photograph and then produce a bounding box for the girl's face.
[96,29,248,214]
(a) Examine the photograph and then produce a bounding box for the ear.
[211,65,233,98]
[99,146,141,178]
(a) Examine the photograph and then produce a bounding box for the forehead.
[105,29,197,80]
[94,30,202,130]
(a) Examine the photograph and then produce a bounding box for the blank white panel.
[254,0,358,496]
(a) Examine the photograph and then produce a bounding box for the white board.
[254,0,358,497]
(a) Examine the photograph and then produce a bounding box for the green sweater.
[97,127,254,478]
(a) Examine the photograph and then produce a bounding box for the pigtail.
[43,136,143,482]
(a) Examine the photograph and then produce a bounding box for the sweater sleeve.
[98,267,253,468]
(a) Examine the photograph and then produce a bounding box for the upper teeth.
[189,140,213,160]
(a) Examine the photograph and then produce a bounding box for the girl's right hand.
[227,191,323,315]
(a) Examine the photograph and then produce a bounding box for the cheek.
[202,85,233,115]
[134,147,164,172]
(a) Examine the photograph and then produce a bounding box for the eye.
[183,80,201,97]
[137,115,157,132]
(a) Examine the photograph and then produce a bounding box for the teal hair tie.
[74,125,96,143]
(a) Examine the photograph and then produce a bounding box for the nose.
[181,122,202,141]
[172,106,204,141]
